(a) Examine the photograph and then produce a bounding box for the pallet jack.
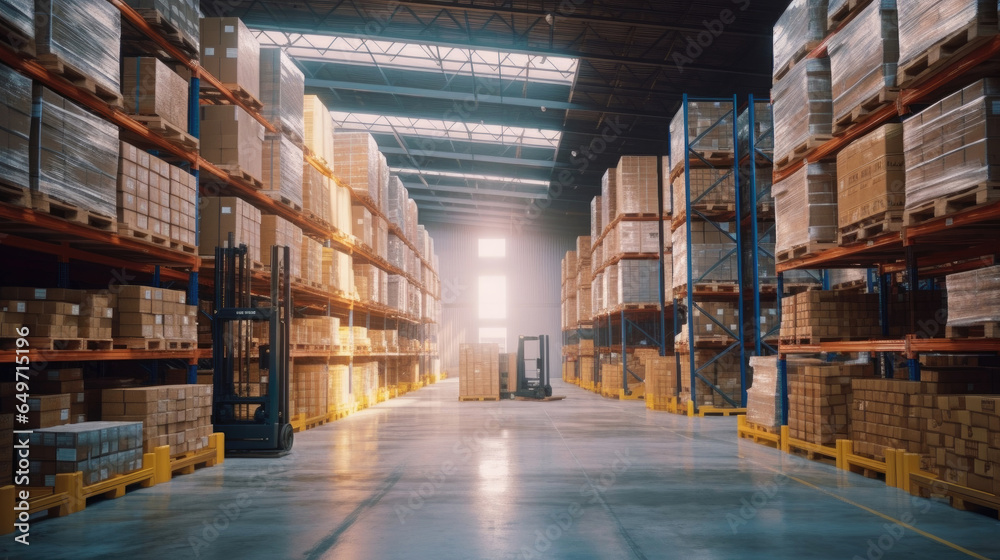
[212,240,293,457]
[512,335,553,399]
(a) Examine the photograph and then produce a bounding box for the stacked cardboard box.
[618,259,660,305]
[290,316,339,348]
[677,301,739,346]
[32,86,119,220]
[121,57,189,131]
[199,17,260,101]
[405,199,419,246]
[946,265,1000,327]
[672,168,735,212]
[352,204,373,248]
[772,58,832,168]
[671,221,739,290]
[615,156,659,215]
[836,124,904,238]
[118,141,198,247]
[34,368,86,423]
[322,247,354,295]
[302,162,333,225]
[260,215,303,275]
[199,196,261,261]
[338,326,371,351]
[0,288,114,340]
[897,1,999,81]
[199,105,264,182]
[669,101,735,176]
[609,221,662,255]
[601,169,616,231]
[124,0,200,54]
[679,350,738,408]
[927,395,1000,496]
[291,363,328,419]
[386,176,408,231]
[459,343,500,400]
[780,290,880,341]
[826,1,898,127]
[328,364,351,411]
[773,162,838,260]
[114,285,197,342]
[788,362,871,445]
[643,355,677,405]
[354,264,380,303]
[27,421,143,487]
[0,62,31,191]
[333,131,381,203]
[303,95,334,166]
[259,47,304,143]
[772,0,828,82]
[591,196,603,251]
[35,0,121,94]
[352,361,378,405]
[576,237,593,324]
[102,385,212,456]
[300,237,324,287]
[603,264,619,312]
[25,394,71,429]
[261,134,304,209]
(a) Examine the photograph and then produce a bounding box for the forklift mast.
[514,334,552,399]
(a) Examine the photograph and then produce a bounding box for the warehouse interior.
[1,0,1000,558]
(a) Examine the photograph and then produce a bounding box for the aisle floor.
[5,378,1000,560]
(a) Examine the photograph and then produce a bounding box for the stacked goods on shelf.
[615,156,659,215]
[31,86,120,224]
[779,290,880,342]
[35,0,121,96]
[896,0,1000,88]
[607,220,662,255]
[199,196,261,261]
[290,363,328,419]
[26,421,143,487]
[259,48,304,143]
[0,288,113,341]
[746,356,781,427]
[123,0,200,54]
[353,204,373,248]
[118,141,198,247]
[260,215,303,276]
[375,217,389,260]
[0,62,30,191]
[679,350,738,407]
[261,133,304,209]
[772,0,828,81]
[405,199,419,245]
[676,300,739,346]
[644,355,677,410]
[927,395,1000,495]
[339,326,371,351]
[102,384,212,456]
[24,394,70,429]
[565,251,578,326]
[31,368,86,423]
[352,361,378,406]
[121,57,189,132]
[772,57,832,169]
[199,17,260,102]
[352,263,376,303]
[591,196,602,268]
[387,274,407,311]
[669,101,734,178]
[333,131,382,204]
[835,124,904,243]
[826,1,899,132]
[114,286,197,342]
[603,263,619,313]
[299,237,324,287]
[459,343,500,400]
[773,162,837,262]
[618,259,659,306]
[788,362,871,445]
[322,247,354,296]
[328,364,351,412]
[302,162,333,225]
[303,95,335,166]
[672,168,735,213]
[671,221,738,291]
[600,360,639,397]
[199,104,265,182]
[601,169,616,230]
[946,265,1000,334]
[576,236,593,325]
[290,316,339,348]
[902,79,1000,225]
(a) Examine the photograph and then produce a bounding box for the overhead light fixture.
[545,13,554,26]
[571,150,578,157]
[540,106,546,112]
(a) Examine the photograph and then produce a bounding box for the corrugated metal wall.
[424,222,578,376]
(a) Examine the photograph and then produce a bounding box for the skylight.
[391,168,550,188]
[254,31,579,86]
[331,112,561,150]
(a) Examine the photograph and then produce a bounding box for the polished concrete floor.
[4,377,1000,560]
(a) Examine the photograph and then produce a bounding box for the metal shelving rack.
[672,95,745,413]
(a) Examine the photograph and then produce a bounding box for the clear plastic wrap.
[353,263,379,303]
[605,265,619,311]
[262,133,304,209]
[352,204,373,248]
[35,0,120,93]
[946,265,1000,326]
[773,162,838,255]
[386,175,408,231]
[300,237,324,286]
[332,131,381,201]
[576,283,592,322]
[375,216,388,260]
[676,301,740,342]
[772,57,832,166]
[897,0,998,70]
[378,154,389,212]
[592,272,603,314]
[0,62,31,190]
[827,1,898,125]
[406,199,418,245]
[669,101,735,175]
[302,162,332,224]
[124,0,200,51]
[671,221,738,290]
[591,196,602,242]
[260,48,304,143]
[335,184,352,235]
[601,169,616,230]
[617,259,659,305]
[772,0,828,79]
[122,57,188,131]
[746,356,781,427]
[1,0,33,38]
[303,95,334,165]
[738,101,775,159]
[33,87,119,219]
[836,123,904,228]
[200,104,265,181]
[662,253,672,297]
[388,233,406,271]
[615,156,659,215]
[903,78,1000,211]
[826,268,867,288]
[199,17,260,100]
[566,292,578,326]
[672,167,735,212]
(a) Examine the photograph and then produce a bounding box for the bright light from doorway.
[479,239,506,258]
[478,276,506,319]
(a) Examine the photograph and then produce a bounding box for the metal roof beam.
[403,182,549,200]
[380,147,564,169]
[409,194,541,210]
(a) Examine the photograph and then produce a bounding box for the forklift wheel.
[544,385,552,397]
[280,423,294,451]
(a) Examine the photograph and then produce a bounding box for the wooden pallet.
[0,181,30,208]
[897,21,1000,89]
[776,240,837,264]
[945,322,1000,339]
[838,211,903,245]
[131,8,200,60]
[458,396,501,402]
[164,339,196,350]
[261,190,303,212]
[36,54,123,108]
[131,116,198,151]
[31,192,117,232]
[669,152,737,181]
[117,224,197,255]
[778,335,860,346]
[903,183,1000,227]
[113,337,165,350]
[736,417,782,449]
[4,337,112,351]
[827,0,873,30]
[832,87,900,136]
[774,135,834,170]
[217,165,265,190]
[772,40,822,83]
[200,82,264,112]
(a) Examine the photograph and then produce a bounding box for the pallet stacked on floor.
[741,0,1000,518]
[458,343,500,401]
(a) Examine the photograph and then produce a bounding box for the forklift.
[212,239,294,456]
[512,334,553,399]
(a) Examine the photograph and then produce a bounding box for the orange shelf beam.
[0,348,197,364]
